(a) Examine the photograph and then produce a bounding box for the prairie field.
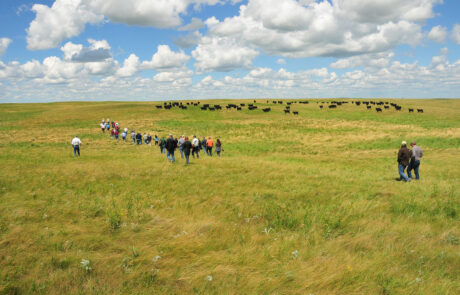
[0,99,459,294]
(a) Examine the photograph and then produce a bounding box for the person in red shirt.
[110,128,115,139]
[206,137,213,156]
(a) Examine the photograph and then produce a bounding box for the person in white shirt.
[100,122,105,132]
[191,135,200,158]
[71,136,82,157]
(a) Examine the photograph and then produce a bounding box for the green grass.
[0,99,459,294]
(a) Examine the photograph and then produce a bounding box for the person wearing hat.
[397,141,411,182]
[71,135,82,157]
[408,141,423,180]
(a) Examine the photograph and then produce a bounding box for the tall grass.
[0,99,459,294]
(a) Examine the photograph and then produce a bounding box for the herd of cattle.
[154,100,424,114]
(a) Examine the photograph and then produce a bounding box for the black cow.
[284,110,290,114]
[262,108,271,112]
[329,105,337,109]
[384,106,389,109]
[417,109,424,113]
[319,105,323,109]
[409,108,414,113]
[367,106,371,109]
[376,108,382,112]
[293,111,299,115]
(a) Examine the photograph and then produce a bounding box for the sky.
[1,0,460,102]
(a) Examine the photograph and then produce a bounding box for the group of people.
[99,118,223,164]
[397,141,423,182]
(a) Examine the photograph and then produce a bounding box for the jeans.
[167,150,175,162]
[132,136,135,144]
[207,147,212,156]
[185,153,190,164]
[137,139,142,145]
[217,151,220,157]
[122,136,126,141]
[202,146,207,155]
[115,134,119,140]
[407,160,420,180]
[73,145,80,157]
[161,146,165,154]
[398,164,409,181]
[179,146,184,158]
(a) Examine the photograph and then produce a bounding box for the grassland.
[0,99,459,294]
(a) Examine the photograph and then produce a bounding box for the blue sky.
[1,0,460,102]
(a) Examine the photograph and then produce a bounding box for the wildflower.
[206,275,213,281]
[80,259,92,271]
[153,255,161,263]
[292,250,299,259]
[263,227,273,235]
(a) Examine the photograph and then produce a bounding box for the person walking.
[147,134,152,145]
[206,137,213,156]
[191,135,200,158]
[397,141,411,182]
[71,135,82,157]
[131,130,136,144]
[110,128,115,139]
[165,134,176,163]
[136,132,143,145]
[159,136,166,153]
[183,136,192,164]
[100,122,105,132]
[201,137,207,155]
[178,135,185,158]
[154,135,159,146]
[121,130,127,141]
[106,122,110,131]
[114,129,119,140]
[408,141,423,180]
[215,139,223,157]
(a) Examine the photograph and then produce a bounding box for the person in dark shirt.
[136,132,142,145]
[182,136,192,164]
[397,141,411,182]
[215,139,222,157]
[159,136,166,153]
[165,134,176,163]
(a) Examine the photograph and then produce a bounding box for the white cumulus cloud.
[452,24,460,44]
[203,0,437,58]
[0,38,12,55]
[141,45,190,71]
[428,25,447,43]
[26,0,229,50]
[192,36,259,72]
